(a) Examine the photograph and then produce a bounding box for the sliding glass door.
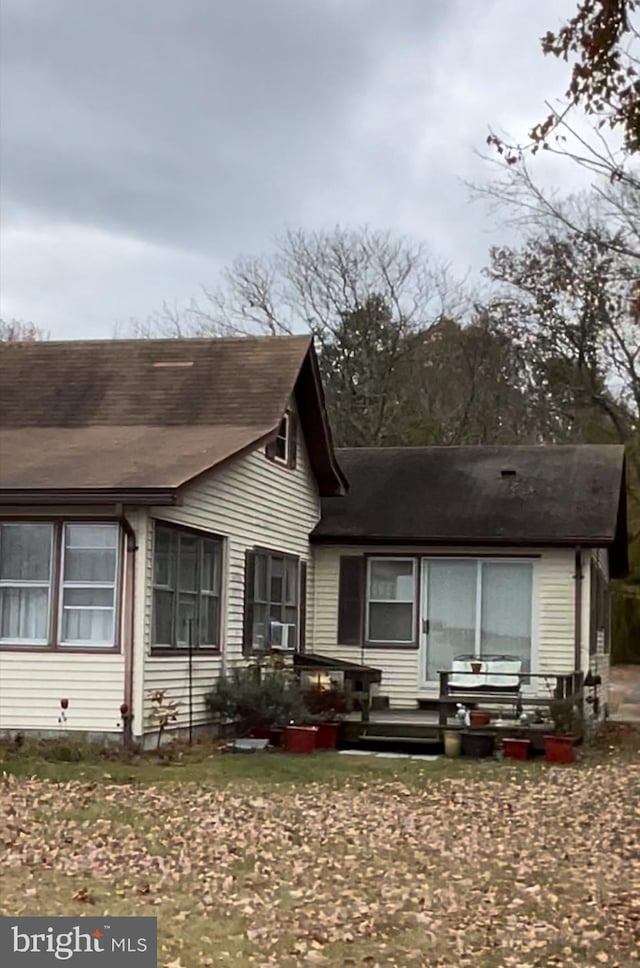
[421,558,533,684]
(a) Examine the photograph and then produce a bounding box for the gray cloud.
[0,0,583,338]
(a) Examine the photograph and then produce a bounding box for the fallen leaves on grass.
[1,737,640,966]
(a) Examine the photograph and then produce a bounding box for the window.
[0,521,120,649]
[366,558,416,643]
[245,550,300,651]
[265,411,297,468]
[424,558,533,681]
[60,524,119,645]
[0,523,53,644]
[152,525,222,650]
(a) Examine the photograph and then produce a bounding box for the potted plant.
[502,737,531,761]
[205,663,308,742]
[470,709,491,728]
[544,700,581,764]
[303,684,349,749]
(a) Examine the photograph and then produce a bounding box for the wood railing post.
[439,671,449,727]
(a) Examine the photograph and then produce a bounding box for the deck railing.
[438,669,585,730]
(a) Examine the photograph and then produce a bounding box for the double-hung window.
[245,550,300,651]
[0,521,120,649]
[366,558,416,644]
[152,525,222,651]
[0,523,53,644]
[60,524,119,645]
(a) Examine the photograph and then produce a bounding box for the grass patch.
[1,726,639,965]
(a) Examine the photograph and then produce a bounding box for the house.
[310,446,627,721]
[0,336,628,743]
[0,335,345,743]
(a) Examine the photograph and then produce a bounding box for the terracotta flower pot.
[470,662,482,674]
[544,734,575,764]
[315,722,339,749]
[503,738,530,761]
[284,725,318,754]
[470,709,491,728]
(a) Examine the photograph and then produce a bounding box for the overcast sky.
[0,0,586,340]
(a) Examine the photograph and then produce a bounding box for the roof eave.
[296,347,348,497]
[309,532,617,547]
[0,488,178,507]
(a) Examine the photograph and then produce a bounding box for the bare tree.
[0,318,47,342]
[485,223,640,537]
[129,226,465,339]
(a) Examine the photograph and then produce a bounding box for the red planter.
[315,722,339,750]
[470,709,491,728]
[544,734,575,764]
[503,738,530,761]
[284,725,318,754]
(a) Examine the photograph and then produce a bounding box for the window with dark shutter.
[288,412,298,469]
[338,556,364,645]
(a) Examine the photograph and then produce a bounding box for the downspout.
[573,546,583,672]
[116,504,138,747]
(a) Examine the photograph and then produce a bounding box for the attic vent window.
[265,410,297,470]
[500,468,517,478]
[152,361,195,368]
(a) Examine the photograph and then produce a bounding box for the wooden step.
[363,722,440,740]
[358,734,441,747]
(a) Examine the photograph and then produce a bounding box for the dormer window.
[266,410,297,469]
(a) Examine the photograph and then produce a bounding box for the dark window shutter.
[298,559,307,653]
[288,412,298,469]
[243,550,256,656]
[338,556,364,645]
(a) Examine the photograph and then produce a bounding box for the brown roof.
[313,445,628,577]
[0,335,346,498]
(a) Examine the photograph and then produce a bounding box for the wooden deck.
[340,706,556,751]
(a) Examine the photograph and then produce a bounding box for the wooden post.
[439,671,449,727]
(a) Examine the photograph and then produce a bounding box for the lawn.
[1,727,639,967]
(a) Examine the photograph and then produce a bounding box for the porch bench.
[438,659,524,726]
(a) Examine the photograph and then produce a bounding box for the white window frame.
[419,556,538,684]
[0,522,54,645]
[58,523,120,648]
[366,556,417,644]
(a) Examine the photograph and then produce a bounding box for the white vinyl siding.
[138,415,320,737]
[0,651,125,733]
[312,544,580,708]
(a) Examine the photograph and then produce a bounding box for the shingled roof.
[312,446,628,577]
[0,335,346,498]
